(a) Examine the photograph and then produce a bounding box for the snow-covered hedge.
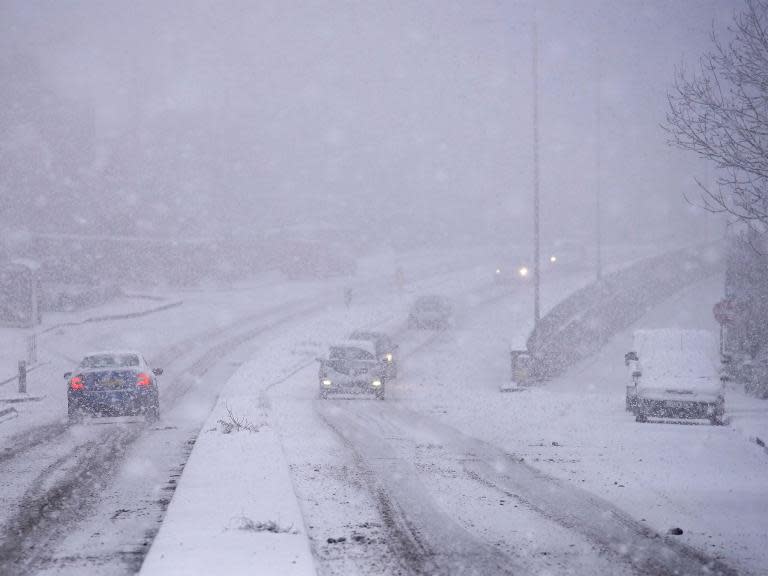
[526,244,723,380]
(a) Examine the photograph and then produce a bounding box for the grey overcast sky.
[0,1,735,250]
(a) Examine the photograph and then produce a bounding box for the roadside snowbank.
[140,366,316,576]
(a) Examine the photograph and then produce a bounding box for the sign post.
[713,299,736,357]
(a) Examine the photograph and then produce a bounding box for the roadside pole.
[18,360,26,394]
[27,333,37,364]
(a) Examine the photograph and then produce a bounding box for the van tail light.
[137,373,151,388]
[69,375,84,391]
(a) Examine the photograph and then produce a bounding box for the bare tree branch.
[665,0,768,231]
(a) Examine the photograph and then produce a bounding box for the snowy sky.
[0,0,736,250]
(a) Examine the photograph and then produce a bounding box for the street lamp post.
[532,19,541,327]
[595,44,603,282]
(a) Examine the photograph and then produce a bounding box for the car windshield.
[636,330,719,381]
[80,354,140,369]
[329,347,373,361]
[349,331,377,341]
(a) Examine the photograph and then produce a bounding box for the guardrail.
[513,244,723,383]
[0,300,184,397]
[39,300,183,335]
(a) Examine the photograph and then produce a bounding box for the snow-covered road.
[2,247,761,576]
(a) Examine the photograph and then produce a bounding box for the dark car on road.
[66,351,162,423]
[408,294,453,330]
[348,330,399,379]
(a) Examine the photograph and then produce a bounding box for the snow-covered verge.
[140,367,316,576]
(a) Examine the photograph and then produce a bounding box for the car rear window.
[80,354,140,369]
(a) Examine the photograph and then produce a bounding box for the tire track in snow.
[0,421,69,466]
[316,402,520,576]
[364,403,740,576]
[0,426,136,574]
[288,268,550,575]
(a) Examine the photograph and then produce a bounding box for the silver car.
[318,341,386,400]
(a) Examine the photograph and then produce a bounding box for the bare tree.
[665,0,768,231]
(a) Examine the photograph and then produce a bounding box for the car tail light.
[70,375,84,391]
[137,373,151,388]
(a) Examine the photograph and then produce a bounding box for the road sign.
[713,299,736,325]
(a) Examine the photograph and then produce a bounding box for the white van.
[625,329,725,425]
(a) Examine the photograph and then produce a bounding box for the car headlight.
[385,353,393,362]
[371,379,382,387]
[322,378,332,387]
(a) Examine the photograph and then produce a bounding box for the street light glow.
[550,255,557,263]
[519,266,529,278]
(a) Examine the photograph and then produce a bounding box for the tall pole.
[595,45,603,282]
[532,18,541,327]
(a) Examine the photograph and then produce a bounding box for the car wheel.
[375,387,385,400]
[710,414,724,426]
[635,411,647,423]
[68,404,82,425]
[319,389,328,400]
[145,403,160,423]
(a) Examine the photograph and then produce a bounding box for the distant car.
[318,341,386,400]
[626,330,725,425]
[408,295,453,330]
[66,351,162,423]
[493,266,528,285]
[348,330,399,379]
